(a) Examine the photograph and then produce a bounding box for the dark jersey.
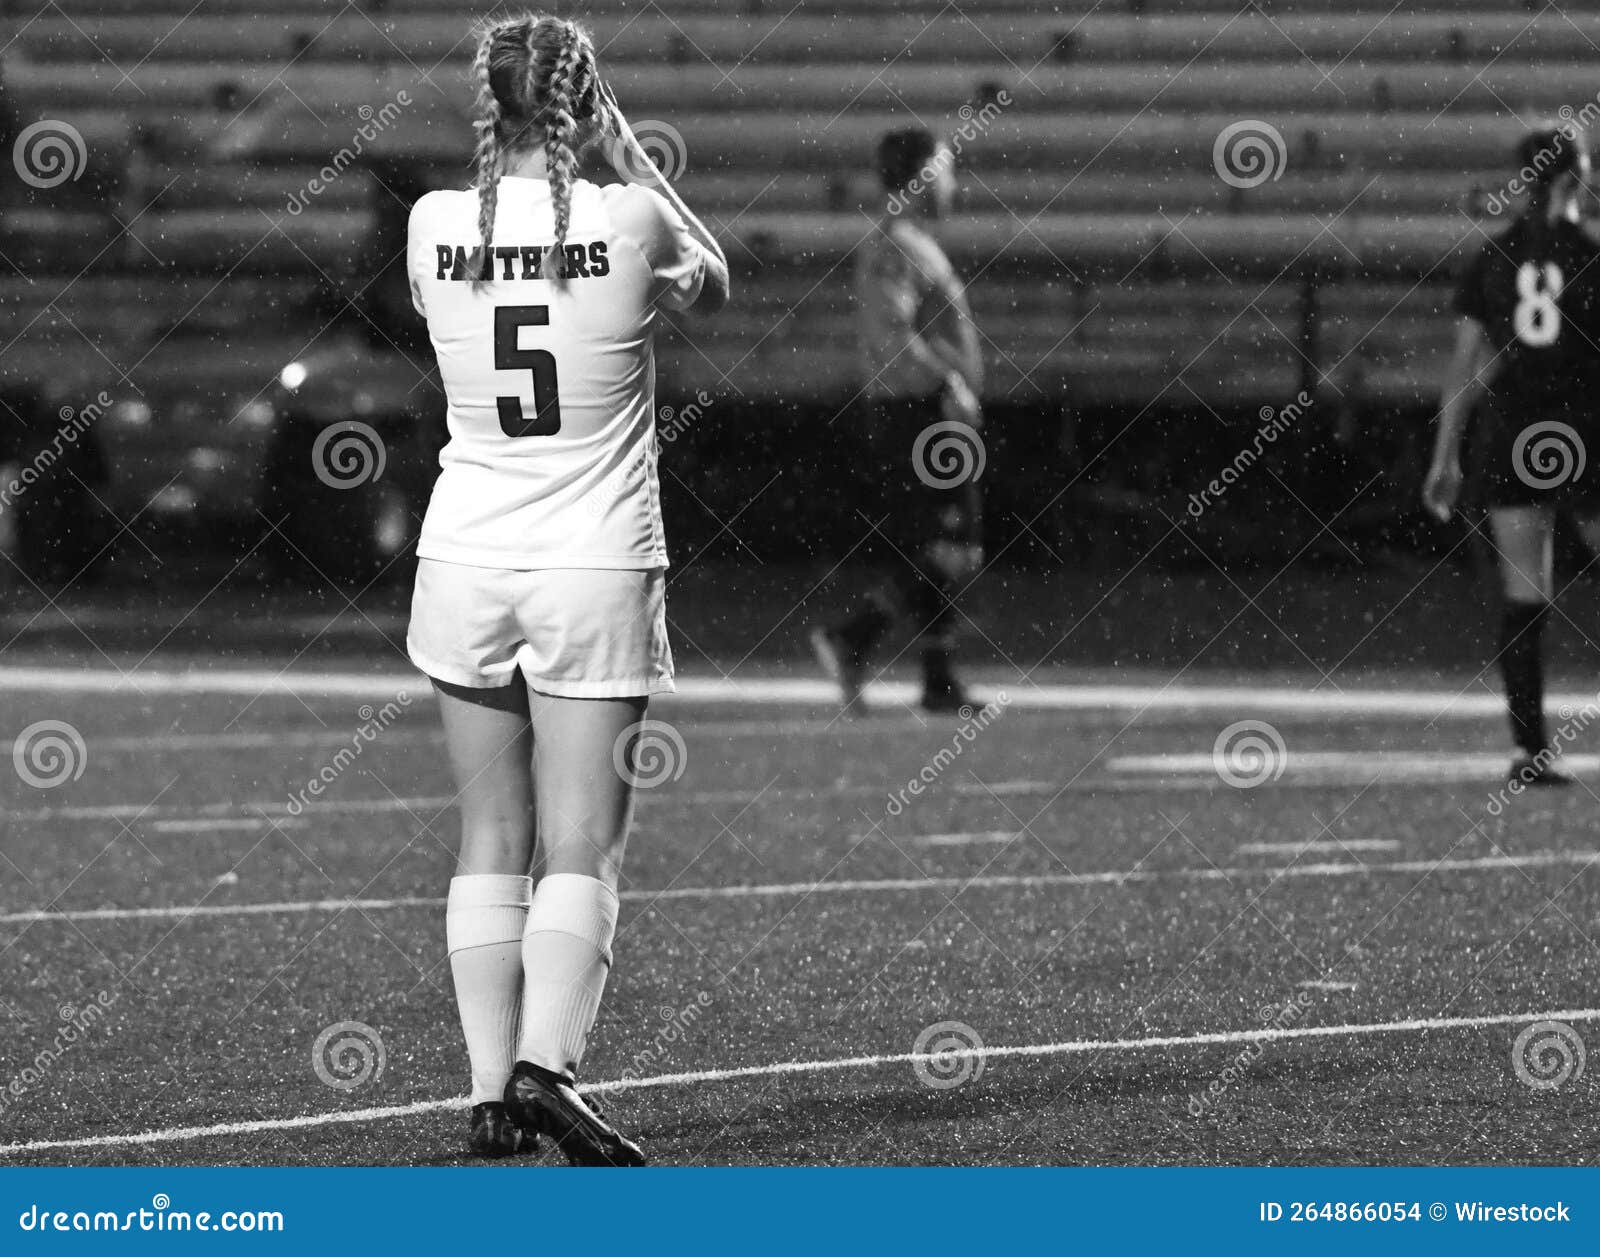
[1453,214,1600,413]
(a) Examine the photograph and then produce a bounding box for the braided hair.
[468,13,599,289]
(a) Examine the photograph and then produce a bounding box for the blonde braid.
[468,22,507,291]
[539,23,590,282]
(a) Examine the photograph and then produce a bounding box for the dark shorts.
[863,390,984,555]
[1474,395,1600,511]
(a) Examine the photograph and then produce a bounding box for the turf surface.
[2,671,1596,1166]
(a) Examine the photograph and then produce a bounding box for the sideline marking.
[0,665,1589,718]
[2,849,1591,927]
[3,1006,1596,1157]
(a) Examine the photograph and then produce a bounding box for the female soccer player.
[405,13,727,1163]
[1423,125,1600,784]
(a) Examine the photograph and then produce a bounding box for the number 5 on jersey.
[1514,262,1563,348]
[495,305,562,436]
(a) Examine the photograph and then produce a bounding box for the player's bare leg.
[502,690,648,1166]
[435,678,541,1157]
[1487,506,1569,786]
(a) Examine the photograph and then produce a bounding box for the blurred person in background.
[811,125,984,713]
[1423,125,1600,785]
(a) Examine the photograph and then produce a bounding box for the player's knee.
[540,824,626,882]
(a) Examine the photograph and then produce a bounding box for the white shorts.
[407,559,675,699]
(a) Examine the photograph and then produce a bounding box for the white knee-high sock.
[446,874,532,1105]
[517,873,620,1080]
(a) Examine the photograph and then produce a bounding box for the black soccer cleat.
[1510,753,1574,788]
[503,1061,646,1167]
[811,625,866,709]
[921,678,970,713]
[467,1100,536,1159]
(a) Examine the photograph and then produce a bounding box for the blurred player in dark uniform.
[1424,125,1600,784]
[811,126,984,713]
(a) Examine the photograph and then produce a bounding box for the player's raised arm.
[598,83,729,314]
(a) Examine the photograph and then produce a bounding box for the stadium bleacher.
[4,0,1597,408]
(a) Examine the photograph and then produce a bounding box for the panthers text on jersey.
[407,175,707,569]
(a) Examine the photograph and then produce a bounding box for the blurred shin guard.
[1498,600,1551,757]
[516,873,620,1081]
[446,874,533,1104]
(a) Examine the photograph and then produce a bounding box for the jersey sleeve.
[1452,243,1490,324]
[607,183,708,313]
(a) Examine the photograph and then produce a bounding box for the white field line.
[3,1006,1596,1158]
[0,779,1071,825]
[1,849,1591,928]
[149,818,305,834]
[1,665,1593,718]
[1110,751,1600,779]
[1236,839,1400,856]
[904,830,1017,847]
[87,714,948,754]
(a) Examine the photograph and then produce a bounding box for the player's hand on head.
[942,373,982,428]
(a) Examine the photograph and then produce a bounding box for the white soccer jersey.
[407,175,707,570]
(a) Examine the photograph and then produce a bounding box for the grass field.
[1,630,1597,1167]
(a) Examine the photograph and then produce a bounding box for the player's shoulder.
[409,186,475,231]
[881,219,952,278]
[601,181,680,232]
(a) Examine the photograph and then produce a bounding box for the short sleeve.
[607,183,708,312]
[1452,244,1489,324]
